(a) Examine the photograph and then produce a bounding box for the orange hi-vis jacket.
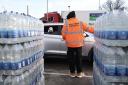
[61,18,93,48]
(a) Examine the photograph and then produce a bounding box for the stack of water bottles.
[93,10,128,85]
[0,11,44,85]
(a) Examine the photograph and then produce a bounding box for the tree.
[102,0,114,12]
[102,0,127,12]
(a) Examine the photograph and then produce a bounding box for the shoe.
[69,73,76,78]
[77,72,85,78]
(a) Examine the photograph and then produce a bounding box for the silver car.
[44,23,95,60]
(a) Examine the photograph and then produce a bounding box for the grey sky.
[0,0,128,18]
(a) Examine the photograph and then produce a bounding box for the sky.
[0,0,127,18]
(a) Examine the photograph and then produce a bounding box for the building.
[61,10,106,26]
[40,12,62,23]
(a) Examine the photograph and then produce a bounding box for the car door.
[59,26,67,54]
[44,25,62,54]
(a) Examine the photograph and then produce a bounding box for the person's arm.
[82,22,88,31]
[82,22,94,33]
[88,26,94,33]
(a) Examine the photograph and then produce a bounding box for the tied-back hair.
[66,11,76,19]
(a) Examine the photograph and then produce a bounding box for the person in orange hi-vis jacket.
[61,11,94,78]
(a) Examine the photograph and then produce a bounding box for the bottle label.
[21,60,25,67]
[0,50,43,70]
[18,62,22,69]
[95,30,128,40]
[18,30,24,37]
[104,31,117,40]
[28,30,31,37]
[126,68,128,76]
[0,30,8,38]
[117,31,127,40]
[29,57,33,64]
[31,30,35,36]
[32,54,35,62]
[8,30,19,38]
[116,66,126,76]
[0,62,3,70]
[104,65,116,76]
[35,54,37,60]
[3,63,11,70]
[36,52,39,59]
[25,59,29,66]
[23,30,28,37]
[27,59,30,65]
[11,63,18,70]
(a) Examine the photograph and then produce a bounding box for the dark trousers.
[67,47,83,73]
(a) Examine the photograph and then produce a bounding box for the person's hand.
[62,36,65,40]
[88,26,94,33]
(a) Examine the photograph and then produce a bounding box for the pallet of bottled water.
[0,58,44,85]
[93,42,128,85]
[94,10,128,47]
[0,11,44,44]
[93,62,128,85]
[0,11,45,85]
[0,40,44,75]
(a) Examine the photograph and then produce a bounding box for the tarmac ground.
[44,57,93,85]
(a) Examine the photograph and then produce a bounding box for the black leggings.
[67,47,83,73]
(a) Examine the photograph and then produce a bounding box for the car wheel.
[88,48,93,64]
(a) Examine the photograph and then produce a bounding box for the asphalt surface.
[44,58,93,85]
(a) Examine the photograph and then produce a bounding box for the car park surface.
[44,58,93,85]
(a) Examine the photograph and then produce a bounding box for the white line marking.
[44,72,93,78]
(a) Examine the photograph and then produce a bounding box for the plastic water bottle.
[0,11,44,84]
[95,11,128,46]
[126,48,128,76]
[17,13,24,38]
[94,63,102,85]
[99,43,116,76]
[0,12,8,39]
[27,42,33,64]
[0,45,4,70]
[3,45,12,72]
[94,62,116,85]
[22,42,27,65]
[94,43,100,68]
[116,47,126,76]
[30,17,35,37]
[11,44,23,70]
[22,14,29,37]
[27,18,31,37]
[7,11,19,39]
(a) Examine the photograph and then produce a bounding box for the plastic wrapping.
[0,11,44,85]
[94,11,128,46]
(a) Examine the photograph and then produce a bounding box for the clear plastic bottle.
[7,11,19,39]
[11,44,22,70]
[22,42,29,67]
[27,42,32,64]
[30,17,35,37]
[95,10,128,46]
[17,13,24,38]
[0,12,8,39]
[0,45,4,70]
[116,47,126,76]
[23,14,29,38]
[98,43,116,76]
[3,45,12,73]
[126,48,128,76]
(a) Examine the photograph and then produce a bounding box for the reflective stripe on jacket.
[61,18,88,47]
